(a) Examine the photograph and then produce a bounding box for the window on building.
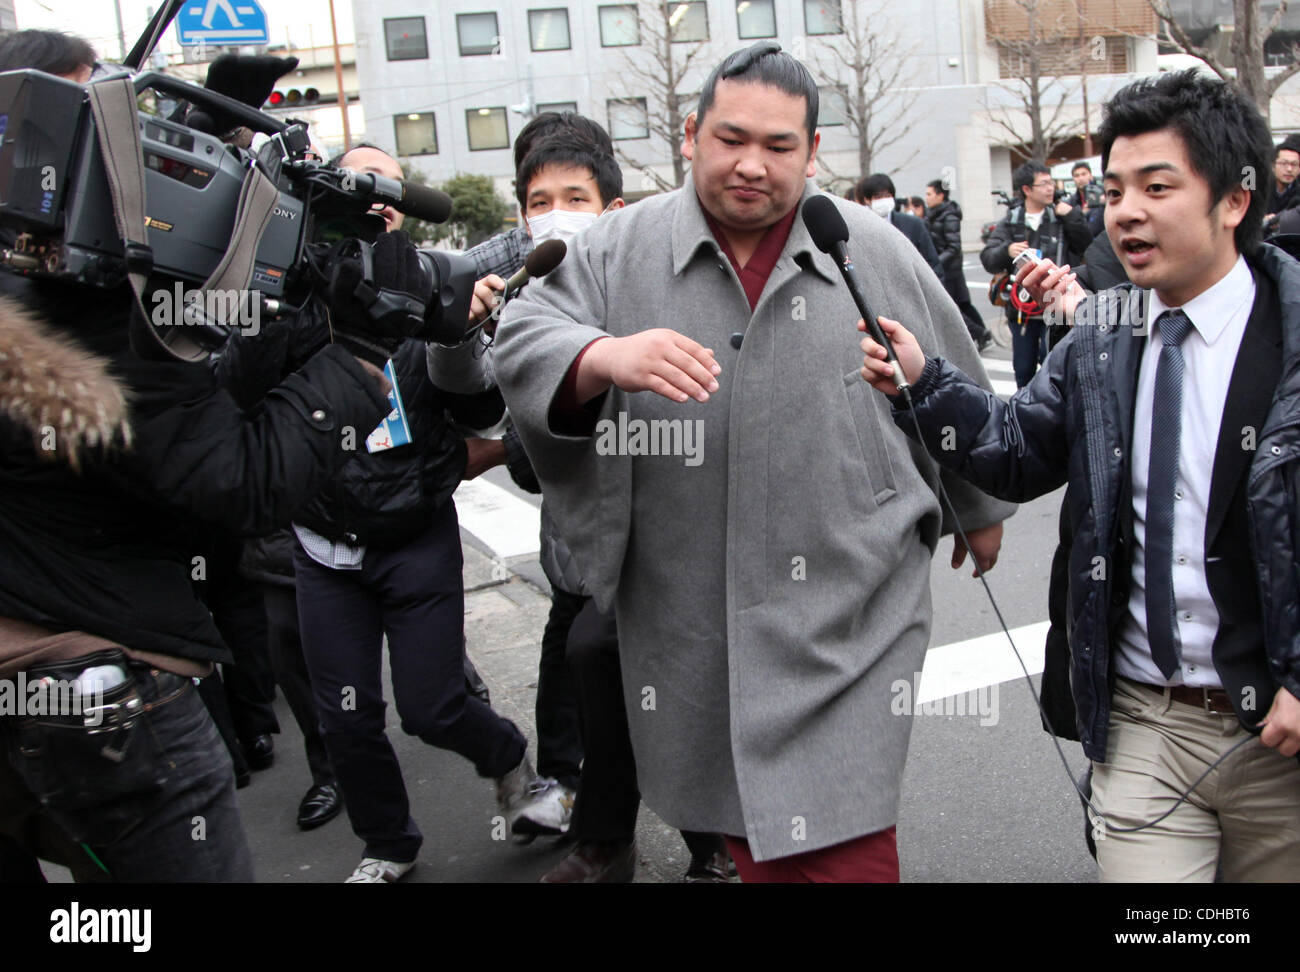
[537,101,579,114]
[735,0,776,38]
[467,106,510,150]
[394,112,438,155]
[528,8,572,50]
[383,17,428,60]
[607,97,649,139]
[599,4,640,46]
[804,0,842,35]
[668,2,709,42]
[818,85,848,126]
[457,12,501,56]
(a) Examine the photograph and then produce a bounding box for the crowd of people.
[0,30,1298,885]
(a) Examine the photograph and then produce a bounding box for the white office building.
[350,1,1295,243]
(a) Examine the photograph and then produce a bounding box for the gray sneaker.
[496,757,572,836]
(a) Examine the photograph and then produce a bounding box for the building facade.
[349,1,1253,245]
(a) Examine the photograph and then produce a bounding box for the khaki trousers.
[1091,676,1300,882]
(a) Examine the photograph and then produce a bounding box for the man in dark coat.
[1263,134,1300,235]
[1068,161,1106,237]
[858,70,1300,882]
[852,173,946,285]
[924,179,993,349]
[0,31,431,882]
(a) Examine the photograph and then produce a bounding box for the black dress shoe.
[539,840,636,883]
[297,782,343,830]
[242,734,274,771]
[683,850,736,883]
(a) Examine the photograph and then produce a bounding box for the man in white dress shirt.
[855,69,1300,881]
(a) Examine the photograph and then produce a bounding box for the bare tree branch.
[1146,0,1234,79]
[984,0,1088,163]
[805,0,921,176]
[610,1,714,190]
[1266,0,1290,36]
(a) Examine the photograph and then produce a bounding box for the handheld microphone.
[486,238,567,327]
[802,194,910,394]
[505,238,567,295]
[474,239,568,343]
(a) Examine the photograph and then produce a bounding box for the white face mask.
[870,197,895,219]
[527,208,600,245]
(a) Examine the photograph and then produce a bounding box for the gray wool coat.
[491,181,1016,861]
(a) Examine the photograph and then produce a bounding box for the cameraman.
[0,31,408,882]
[1068,161,1105,237]
[219,144,568,884]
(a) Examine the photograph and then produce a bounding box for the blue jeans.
[2,659,254,882]
[1008,316,1048,388]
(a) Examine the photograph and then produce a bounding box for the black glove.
[327,230,431,366]
[204,54,300,133]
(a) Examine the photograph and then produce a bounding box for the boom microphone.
[802,194,909,394]
[346,172,454,223]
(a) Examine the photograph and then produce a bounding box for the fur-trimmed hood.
[0,294,131,468]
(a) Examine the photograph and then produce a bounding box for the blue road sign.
[177,0,270,46]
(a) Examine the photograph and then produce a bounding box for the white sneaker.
[496,757,574,836]
[344,857,416,883]
[516,779,576,836]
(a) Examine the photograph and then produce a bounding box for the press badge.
[365,359,413,453]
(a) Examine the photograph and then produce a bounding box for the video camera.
[0,32,478,354]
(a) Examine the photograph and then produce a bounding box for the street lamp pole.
[328,0,352,151]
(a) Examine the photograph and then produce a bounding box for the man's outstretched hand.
[857,316,926,394]
[577,329,721,404]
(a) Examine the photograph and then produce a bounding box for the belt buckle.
[1202,689,1231,715]
[83,693,143,733]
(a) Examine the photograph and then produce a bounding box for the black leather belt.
[1128,679,1236,715]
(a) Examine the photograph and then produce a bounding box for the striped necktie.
[1145,309,1195,680]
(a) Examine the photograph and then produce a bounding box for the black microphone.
[802,194,909,394]
[505,238,566,294]
[345,171,454,223]
[486,239,567,329]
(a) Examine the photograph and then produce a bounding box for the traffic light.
[267,88,322,109]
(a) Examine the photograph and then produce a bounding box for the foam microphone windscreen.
[395,182,454,223]
[802,194,850,254]
[524,239,567,278]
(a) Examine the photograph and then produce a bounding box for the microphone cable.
[890,379,1257,836]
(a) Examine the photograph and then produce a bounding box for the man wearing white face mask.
[853,173,946,284]
[465,134,626,326]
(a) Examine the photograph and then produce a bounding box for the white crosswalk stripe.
[978,355,1017,397]
[918,622,1049,703]
[456,463,1047,702]
[454,478,540,559]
